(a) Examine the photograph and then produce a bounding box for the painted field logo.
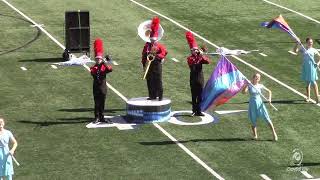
[291,149,303,166]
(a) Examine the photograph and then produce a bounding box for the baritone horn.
[142,49,157,80]
[138,20,164,42]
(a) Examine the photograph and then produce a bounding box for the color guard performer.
[141,17,168,101]
[90,38,113,123]
[185,31,210,116]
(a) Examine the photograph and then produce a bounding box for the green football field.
[1,0,320,179]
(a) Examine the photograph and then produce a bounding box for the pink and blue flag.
[261,14,299,41]
[200,56,247,111]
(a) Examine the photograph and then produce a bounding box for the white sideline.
[262,0,320,24]
[1,1,224,179]
[128,0,318,105]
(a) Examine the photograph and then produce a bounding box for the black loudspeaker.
[65,11,90,53]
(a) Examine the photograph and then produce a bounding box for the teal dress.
[0,129,14,177]
[301,47,319,83]
[248,84,271,126]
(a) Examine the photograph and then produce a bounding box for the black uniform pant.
[146,61,163,99]
[93,83,107,120]
[190,82,203,113]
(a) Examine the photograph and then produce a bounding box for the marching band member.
[90,38,113,123]
[242,73,278,141]
[293,37,320,103]
[141,16,168,101]
[185,31,210,116]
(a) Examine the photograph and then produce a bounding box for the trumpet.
[142,53,156,80]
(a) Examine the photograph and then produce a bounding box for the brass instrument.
[142,47,157,80]
[137,20,164,43]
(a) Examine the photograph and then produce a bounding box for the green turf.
[1,0,320,179]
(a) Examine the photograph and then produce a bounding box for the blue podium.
[126,97,171,123]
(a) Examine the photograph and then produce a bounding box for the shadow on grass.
[17,117,92,126]
[0,13,42,56]
[229,99,306,105]
[19,57,62,63]
[58,108,125,113]
[270,99,307,104]
[301,162,320,167]
[138,138,273,145]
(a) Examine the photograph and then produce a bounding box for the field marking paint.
[259,53,268,57]
[20,67,27,71]
[301,171,314,179]
[30,24,44,28]
[1,0,65,50]
[153,123,224,179]
[260,174,272,180]
[171,58,180,62]
[288,50,297,55]
[51,65,57,69]
[112,61,119,65]
[1,1,224,178]
[215,110,247,115]
[129,0,319,105]
[262,0,320,24]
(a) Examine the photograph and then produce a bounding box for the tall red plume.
[94,38,104,59]
[150,16,160,40]
[185,31,198,49]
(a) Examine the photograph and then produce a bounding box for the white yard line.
[260,174,272,180]
[262,0,320,24]
[288,50,297,55]
[171,58,180,62]
[20,67,27,71]
[153,123,224,180]
[301,171,314,179]
[1,1,223,178]
[51,65,58,69]
[129,0,318,105]
[259,53,268,57]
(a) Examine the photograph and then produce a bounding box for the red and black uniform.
[187,54,210,114]
[141,42,167,100]
[90,63,112,121]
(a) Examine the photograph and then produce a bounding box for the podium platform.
[126,97,171,123]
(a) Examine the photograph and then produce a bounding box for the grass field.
[1,0,320,179]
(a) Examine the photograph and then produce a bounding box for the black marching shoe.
[93,118,100,124]
[147,97,156,100]
[195,112,205,116]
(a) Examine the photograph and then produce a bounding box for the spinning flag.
[261,14,299,42]
[200,56,247,111]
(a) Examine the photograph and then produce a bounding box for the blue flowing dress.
[248,84,271,126]
[301,47,319,84]
[0,129,14,177]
